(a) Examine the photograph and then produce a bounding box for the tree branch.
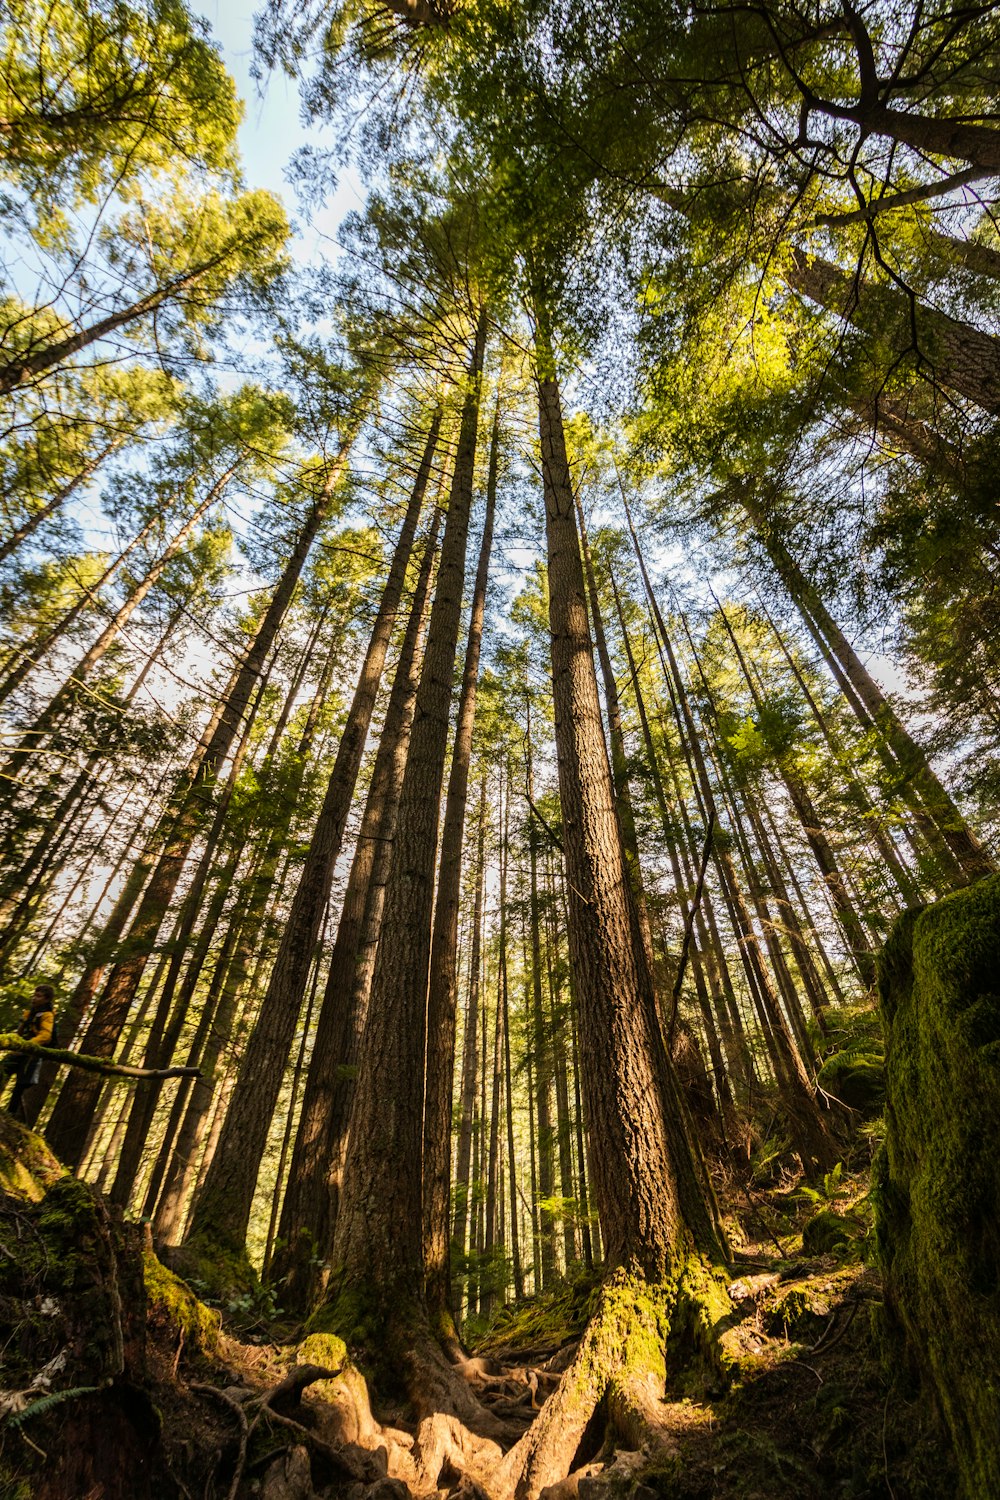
[0,1035,199,1082]
[814,166,990,225]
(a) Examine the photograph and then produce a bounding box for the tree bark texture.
[185,411,439,1253]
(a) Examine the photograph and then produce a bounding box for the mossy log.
[875,873,1000,1497]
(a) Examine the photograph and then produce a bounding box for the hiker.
[2,983,56,1121]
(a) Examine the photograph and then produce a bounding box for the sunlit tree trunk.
[185,412,439,1257]
[44,437,357,1167]
[423,409,497,1332]
[266,505,442,1310]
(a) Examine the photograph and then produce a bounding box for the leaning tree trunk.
[0,507,164,715]
[786,246,1000,415]
[3,464,234,788]
[183,409,440,1260]
[146,617,337,1233]
[44,437,358,1168]
[828,100,1000,177]
[748,503,993,883]
[0,439,122,566]
[265,502,443,1310]
[623,495,834,1173]
[713,598,876,985]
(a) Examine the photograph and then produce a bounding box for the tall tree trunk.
[452,777,487,1263]
[0,440,122,566]
[480,978,503,1317]
[609,573,745,1102]
[524,696,558,1288]
[44,436,357,1168]
[4,465,233,786]
[323,313,495,1440]
[500,778,525,1300]
[487,356,726,1499]
[0,507,165,713]
[184,410,440,1257]
[330,315,486,1300]
[749,506,992,882]
[544,853,579,1268]
[786,246,1000,414]
[267,501,443,1310]
[424,412,497,1333]
[535,356,723,1274]
[712,599,875,985]
[619,491,834,1171]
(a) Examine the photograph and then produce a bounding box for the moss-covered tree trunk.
[876,873,1000,1498]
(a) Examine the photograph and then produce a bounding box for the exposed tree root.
[490,1263,732,1500]
[295,1264,733,1500]
[402,1325,516,1443]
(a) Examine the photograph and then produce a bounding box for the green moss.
[0,1113,65,1201]
[142,1252,220,1353]
[673,1256,743,1388]
[875,873,1000,1498]
[297,1330,348,1371]
[308,1276,384,1345]
[0,1174,134,1391]
[761,1280,832,1340]
[305,1272,418,1393]
[474,1270,598,1356]
[817,1051,885,1115]
[168,1231,258,1304]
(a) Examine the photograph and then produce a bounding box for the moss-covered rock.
[816,1049,885,1115]
[875,873,1000,1498]
[163,1230,258,1304]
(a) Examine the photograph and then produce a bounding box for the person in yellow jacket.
[2,983,56,1121]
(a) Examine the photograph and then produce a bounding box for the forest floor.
[0,1115,956,1500]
